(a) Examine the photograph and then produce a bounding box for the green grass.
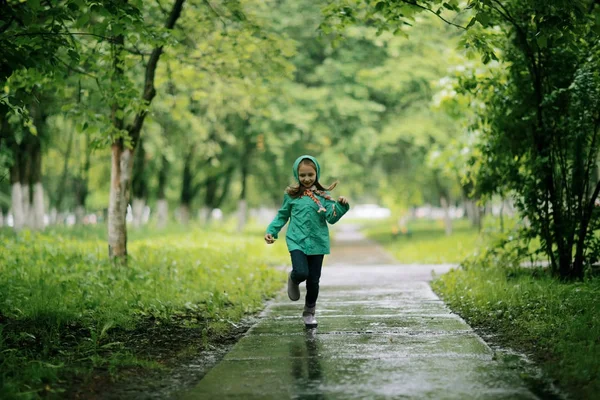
[0,225,288,399]
[432,265,600,399]
[363,218,483,263]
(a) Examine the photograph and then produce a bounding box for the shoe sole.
[288,291,300,301]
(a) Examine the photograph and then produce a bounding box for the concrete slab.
[182,224,542,399]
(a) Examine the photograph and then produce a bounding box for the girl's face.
[298,163,316,188]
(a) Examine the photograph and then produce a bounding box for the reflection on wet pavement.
[183,224,551,399]
[289,330,325,400]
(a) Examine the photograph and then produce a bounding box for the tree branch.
[155,0,170,16]
[402,0,467,30]
[127,0,185,146]
[124,46,152,56]
[57,58,98,79]
[8,31,112,41]
[203,0,227,29]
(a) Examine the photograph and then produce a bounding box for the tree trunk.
[205,177,218,220]
[73,135,91,223]
[10,181,24,231]
[19,139,32,229]
[199,206,210,224]
[75,205,85,225]
[49,207,58,225]
[180,149,195,225]
[499,200,504,233]
[157,199,168,228]
[32,182,45,230]
[30,136,44,230]
[572,181,600,279]
[179,203,191,225]
[237,200,247,232]
[237,132,251,232]
[131,137,148,229]
[156,154,169,228]
[474,203,482,232]
[108,145,133,259]
[132,197,145,228]
[21,183,31,229]
[464,199,481,230]
[440,195,452,236]
[54,129,74,214]
[0,209,4,228]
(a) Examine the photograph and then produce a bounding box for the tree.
[453,0,600,279]
[104,0,185,259]
[325,0,600,279]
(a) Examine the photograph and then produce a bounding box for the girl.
[264,155,350,328]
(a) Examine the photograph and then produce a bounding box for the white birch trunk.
[108,146,133,259]
[198,206,209,225]
[237,199,247,233]
[465,200,482,229]
[465,200,474,223]
[21,183,32,229]
[33,182,45,230]
[75,206,85,225]
[132,197,145,228]
[11,183,24,231]
[440,196,453,236]
[49,207,58,225]
[157,199,168,228]
[179,204,190,225]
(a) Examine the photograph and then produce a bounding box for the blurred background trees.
[2,0,600,277]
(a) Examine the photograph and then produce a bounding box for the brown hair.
[285,159,338,198]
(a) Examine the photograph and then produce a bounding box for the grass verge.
[0,226,288,399]
[363,218,482,263]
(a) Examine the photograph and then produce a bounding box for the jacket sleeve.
[266,193,292,239]
[323,193,350,225]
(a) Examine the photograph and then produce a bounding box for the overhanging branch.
[402,0,467,30]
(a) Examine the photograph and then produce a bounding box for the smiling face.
[298,161,317,189]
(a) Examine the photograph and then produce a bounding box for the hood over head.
[293,155,320,182]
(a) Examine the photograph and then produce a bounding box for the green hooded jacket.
[266,155,350,255]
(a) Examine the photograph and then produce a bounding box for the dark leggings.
[290,250,324,308]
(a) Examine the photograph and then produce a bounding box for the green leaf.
[466,17,477,29]
[476,12,491,26]
[67,49,80,63]
[77,13,90,27]
[29,0,41,10]
[442,2,459,11]
[536,35,547,49]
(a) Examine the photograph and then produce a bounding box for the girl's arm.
[266,193,292,238]
[323,193,350,225]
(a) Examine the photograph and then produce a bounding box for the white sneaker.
[287,273,300,301]
[303,306,317,328]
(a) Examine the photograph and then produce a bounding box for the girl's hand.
[338,196,349,205]
[264,233,275,244]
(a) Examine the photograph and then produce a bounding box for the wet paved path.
[183,224,539,399]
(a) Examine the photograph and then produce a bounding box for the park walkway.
[182,224,541,399]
